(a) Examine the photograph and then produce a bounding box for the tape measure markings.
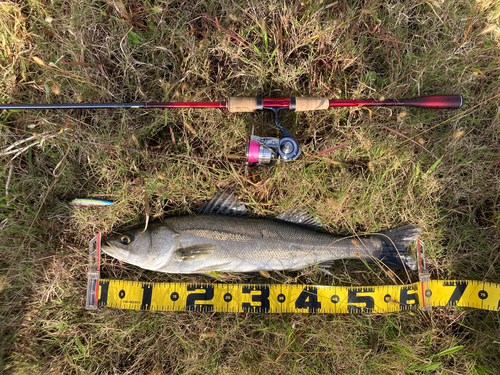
[94,279,500,313]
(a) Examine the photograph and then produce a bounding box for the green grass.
[1,0,500,373]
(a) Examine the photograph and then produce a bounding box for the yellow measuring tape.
[90,279,499,313]
[85,235,499,313]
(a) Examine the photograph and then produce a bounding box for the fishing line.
[0,132,337,166]
[0,132,242,165]
[372,91,500,162]
[0,127,77,293]
[84,235,499,314]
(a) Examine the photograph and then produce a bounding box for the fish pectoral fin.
[175,244,219,261]
[317,260,334,268]
[200,271,228,280]
[193,263,232,272]
[318,268,333,276]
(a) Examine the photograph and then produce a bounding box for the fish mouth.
[101,242,130,261]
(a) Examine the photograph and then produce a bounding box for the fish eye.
[120,234,134,245]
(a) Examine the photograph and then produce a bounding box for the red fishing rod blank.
[0,95,463,111]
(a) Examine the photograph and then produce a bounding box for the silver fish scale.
[163,215,373,271]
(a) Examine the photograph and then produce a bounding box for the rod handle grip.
[407,95,464,109]
[227,97,258,112]
[294,97,329,111]
[227,97,331,112]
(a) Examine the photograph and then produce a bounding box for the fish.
[101,191,422,276]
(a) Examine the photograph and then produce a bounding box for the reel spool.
[246,136,279,166]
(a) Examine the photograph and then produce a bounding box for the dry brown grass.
[1,0,500,373]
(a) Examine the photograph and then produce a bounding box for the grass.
[1,0,500,373]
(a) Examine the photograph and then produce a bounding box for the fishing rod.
[0,95,463,167]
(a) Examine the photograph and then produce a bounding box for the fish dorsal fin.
[274,209,325,231]
[198,190,248,216]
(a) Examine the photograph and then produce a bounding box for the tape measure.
[86,236,500,313]
[91,279,498,313]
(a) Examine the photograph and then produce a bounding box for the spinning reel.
[245,105,301,167]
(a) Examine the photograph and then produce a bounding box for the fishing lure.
[70,198,113,206]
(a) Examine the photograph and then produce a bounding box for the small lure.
[70,198,113,206]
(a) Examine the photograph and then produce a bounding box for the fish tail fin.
[374,225,422,271]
